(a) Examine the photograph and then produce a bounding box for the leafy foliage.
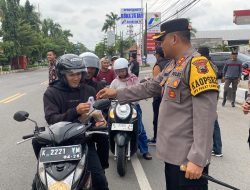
[0,0,88,66]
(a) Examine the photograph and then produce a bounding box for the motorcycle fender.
[114,133,129,147]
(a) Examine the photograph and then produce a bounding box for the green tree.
[95,42,106,58]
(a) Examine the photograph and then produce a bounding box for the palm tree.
[102,19,113,33]
[102,12,120,33]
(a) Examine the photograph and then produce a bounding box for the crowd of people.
[43,18,249,190]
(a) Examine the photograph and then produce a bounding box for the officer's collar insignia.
[165,63,175,73]
[177,57,186,65]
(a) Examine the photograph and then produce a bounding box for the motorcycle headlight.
[132,108,137,119]
[109,108,115,119]
[38,162,46,185]
[115,104,131,120]
[47,172,73,190]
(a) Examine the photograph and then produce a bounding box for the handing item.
[180,165,240,190]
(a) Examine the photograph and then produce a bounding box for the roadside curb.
[0,66,47,75]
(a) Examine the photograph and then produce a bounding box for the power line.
[162,0,193,19]
[163,0,200,20]
[151,0,174,13]
[131,0,201,38]
[178,0,202,17]
[148,0,163,11]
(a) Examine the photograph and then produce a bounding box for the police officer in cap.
[97,18,218,190]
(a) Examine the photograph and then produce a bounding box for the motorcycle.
[14,99,111,190]
[241,62,250,80]
[108,100,138,177]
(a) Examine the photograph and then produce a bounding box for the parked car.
[210,52,250,79]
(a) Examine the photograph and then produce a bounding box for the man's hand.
[185,161,203,180]
[242,102,250,114]
[97,88,117,99]
[76,103,90,115]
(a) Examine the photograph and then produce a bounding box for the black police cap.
[153,18,191,41]
[229,46,239,55]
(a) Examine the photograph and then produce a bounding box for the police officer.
[80,52,110,169]
[148,47,170,145]
[42,54,109,190]
[222,46,242,107]
[97,18,218,190]
[198,47,223,157]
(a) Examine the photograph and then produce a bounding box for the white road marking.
[131,155,152,190]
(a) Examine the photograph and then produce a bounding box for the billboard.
[147,12,161,33]
[234,10,250,25]
[147,33,156,52]
[120,8,143,25]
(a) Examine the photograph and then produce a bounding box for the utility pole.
[141,0,144,60]
[120,31,124,57]
[144,2,148,59]
[127,24,134,38]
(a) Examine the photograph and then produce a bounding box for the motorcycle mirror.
[13,111,29,122]
[93,99,111,110]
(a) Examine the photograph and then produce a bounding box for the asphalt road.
[0,69,249,190]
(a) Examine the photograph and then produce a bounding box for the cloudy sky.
[20,0,250,50]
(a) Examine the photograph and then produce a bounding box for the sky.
[20,0,250,50]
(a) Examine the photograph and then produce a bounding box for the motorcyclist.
[110,58,152,160]
[80,52,110,170]
[34,54,109,190]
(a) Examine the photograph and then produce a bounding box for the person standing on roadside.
[148,47,171,145]
[222,47,242,107]
[47,49,57,84]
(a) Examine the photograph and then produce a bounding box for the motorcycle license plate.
[39,145,82,163]
[111,123,133,131]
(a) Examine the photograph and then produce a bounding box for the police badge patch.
[192,59,209,74]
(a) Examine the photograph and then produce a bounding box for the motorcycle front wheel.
[117,146,127,177]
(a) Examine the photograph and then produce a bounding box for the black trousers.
[92,134,110,169]
[152,97,161,140]
[32,140,109,190]
[87,143,109,190]
[165,163,208,190]
[223,78,239,102]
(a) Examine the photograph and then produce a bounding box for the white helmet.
[79,52,100,69]
[113,58,129,70]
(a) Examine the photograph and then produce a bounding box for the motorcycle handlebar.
[22,134,34,139]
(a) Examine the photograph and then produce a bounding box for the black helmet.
[56,54,86,80]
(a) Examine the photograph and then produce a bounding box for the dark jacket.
[85,79,106,92]
[43,80,96,125]
[153,58,171,72]
[153,58,170,100]
[129,60,140,77]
